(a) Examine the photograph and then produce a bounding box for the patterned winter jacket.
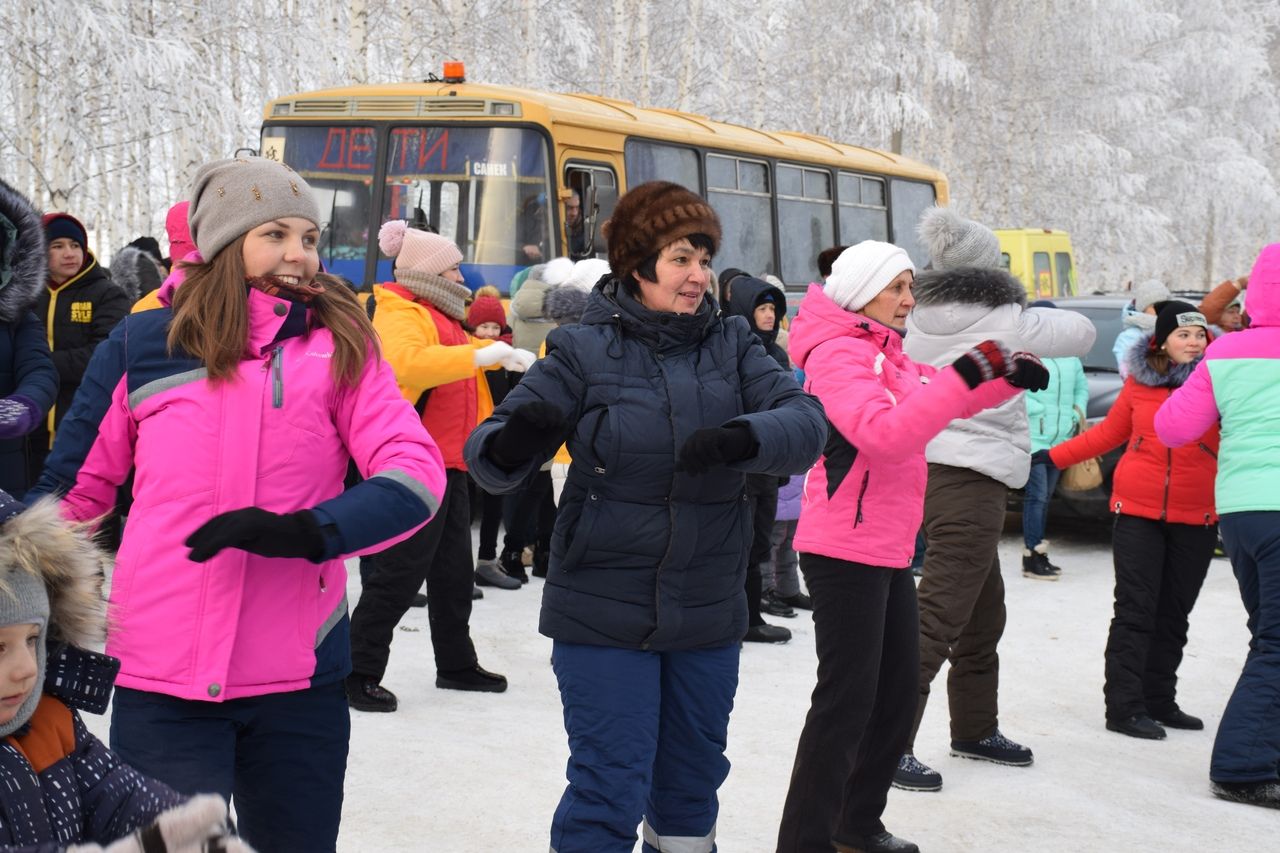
[789,284,1020,569]
[466,278,826,650]
[1156,243,1280,513]
[0,646,183,850]
[1052,337,1218,525]
[28,280,447,702]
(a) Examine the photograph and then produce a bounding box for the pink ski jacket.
[30,282,446,702]
[790,285,1019,568]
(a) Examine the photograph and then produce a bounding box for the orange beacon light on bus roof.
[443,62,466,83]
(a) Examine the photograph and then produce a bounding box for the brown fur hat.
[602,181,721,283]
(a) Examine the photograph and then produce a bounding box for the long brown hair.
[168,235,379,385]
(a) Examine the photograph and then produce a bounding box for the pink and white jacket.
[790,285,1019,568]
[30,281,446,702]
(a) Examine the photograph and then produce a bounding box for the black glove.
[677,425,758,475]
[186,507,326,562]
[1030,448,1055,467]
[488,401,568,470]
[1007,352,1050,391]
[951,339,1011,389]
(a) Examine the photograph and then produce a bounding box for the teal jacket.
[1025,357,1088,452]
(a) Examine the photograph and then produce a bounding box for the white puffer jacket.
[904,267,1096,488]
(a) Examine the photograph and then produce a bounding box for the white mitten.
[87,794,247,853]
[499,348,536,373]
[473,341,514,368]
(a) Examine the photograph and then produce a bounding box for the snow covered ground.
[84,521,1272,851]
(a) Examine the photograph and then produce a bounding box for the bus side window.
[706,154,774,276]
[1055,251,1075,297]
[1033,252,1053,299]
[565,165,618,260]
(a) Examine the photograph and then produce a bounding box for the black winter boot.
[834,831,920,853]
[1022,548,1059,581]
[1211,780,1280,809]
[500,547,528,583]
[345,674,398,712]
[1106,714,1167,739]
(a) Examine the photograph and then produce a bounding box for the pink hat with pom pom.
[378,220,463,278]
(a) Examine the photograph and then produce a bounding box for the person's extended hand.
[1007,352,1050,391]
[488,402,568,470]
[677,425,757,475]
[186,508,325,562]
[951,340,1011,389]
[79,794,255,852]
[0,395,40,440]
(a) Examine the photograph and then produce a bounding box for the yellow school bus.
[260,67,949,291]
[996,229,1078,300]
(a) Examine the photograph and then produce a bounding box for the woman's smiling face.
[634,239,713,315]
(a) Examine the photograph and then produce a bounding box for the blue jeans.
[1022,457,1061,550]
[550,642,740,853]
[1212,512,1280,783]
[110,682,350,852]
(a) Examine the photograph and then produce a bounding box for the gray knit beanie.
[188,157,321,260]
[918,206,1001,271]
[1133,279,1171,313]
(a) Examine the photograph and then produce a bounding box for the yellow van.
[995,229,1077,299]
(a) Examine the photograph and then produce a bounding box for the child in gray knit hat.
[0,491,251,851]
[918,205,1002,271]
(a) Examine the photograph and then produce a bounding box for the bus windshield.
[260,124,552,288]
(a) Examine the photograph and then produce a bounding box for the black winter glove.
[677,425,758,476]
[186,507,326,563]
[1007,352,1050,391]
[1030,448,1055,467]
[951,339,1012,389]
[488,401,568,470]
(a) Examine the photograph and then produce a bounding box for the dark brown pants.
[908,463,1009,748]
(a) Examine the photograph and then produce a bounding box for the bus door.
[563,162,618,260]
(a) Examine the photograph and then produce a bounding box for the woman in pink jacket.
[775,241,1047,853]
[28,157,447,852]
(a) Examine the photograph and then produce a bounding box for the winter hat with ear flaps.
[1151,301,1207,349]
[0,490,108,737]
[823,240,915,312]
[187,157,322,260]
[918,206,1001,271]
[602,181,721,283]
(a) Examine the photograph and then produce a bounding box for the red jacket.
[1050,348,1218,525]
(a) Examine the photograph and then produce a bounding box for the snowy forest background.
[3,0,1278,290]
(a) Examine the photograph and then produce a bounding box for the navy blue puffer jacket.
[466,279,825,650]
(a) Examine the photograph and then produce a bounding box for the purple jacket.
[789,285,1019,568]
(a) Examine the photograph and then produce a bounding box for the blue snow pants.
[110,681,350,852]
[1212,511,1280,783]
[550,641,740,853]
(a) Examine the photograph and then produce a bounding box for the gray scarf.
[396,269,471,321]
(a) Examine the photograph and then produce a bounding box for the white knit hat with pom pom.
[378,220,462,277]
[563,258,611,291]
[539,256,575,286]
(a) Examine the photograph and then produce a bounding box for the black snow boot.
[1152,707,1204,730]
[1022,547,1060,581]
[834,831,920,853]
[1211,780,1280,810]
[345,674,398,713]
[436,664,508,693]
[1106,714,1167,739]
[500,547,528,583]
[951,729,1034,765]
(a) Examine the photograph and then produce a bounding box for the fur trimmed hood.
[109,245,165,302]
[913,266,1027,309]
[0,179,48,323]
[0,498,108,649]
[1125,334,1201,389]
